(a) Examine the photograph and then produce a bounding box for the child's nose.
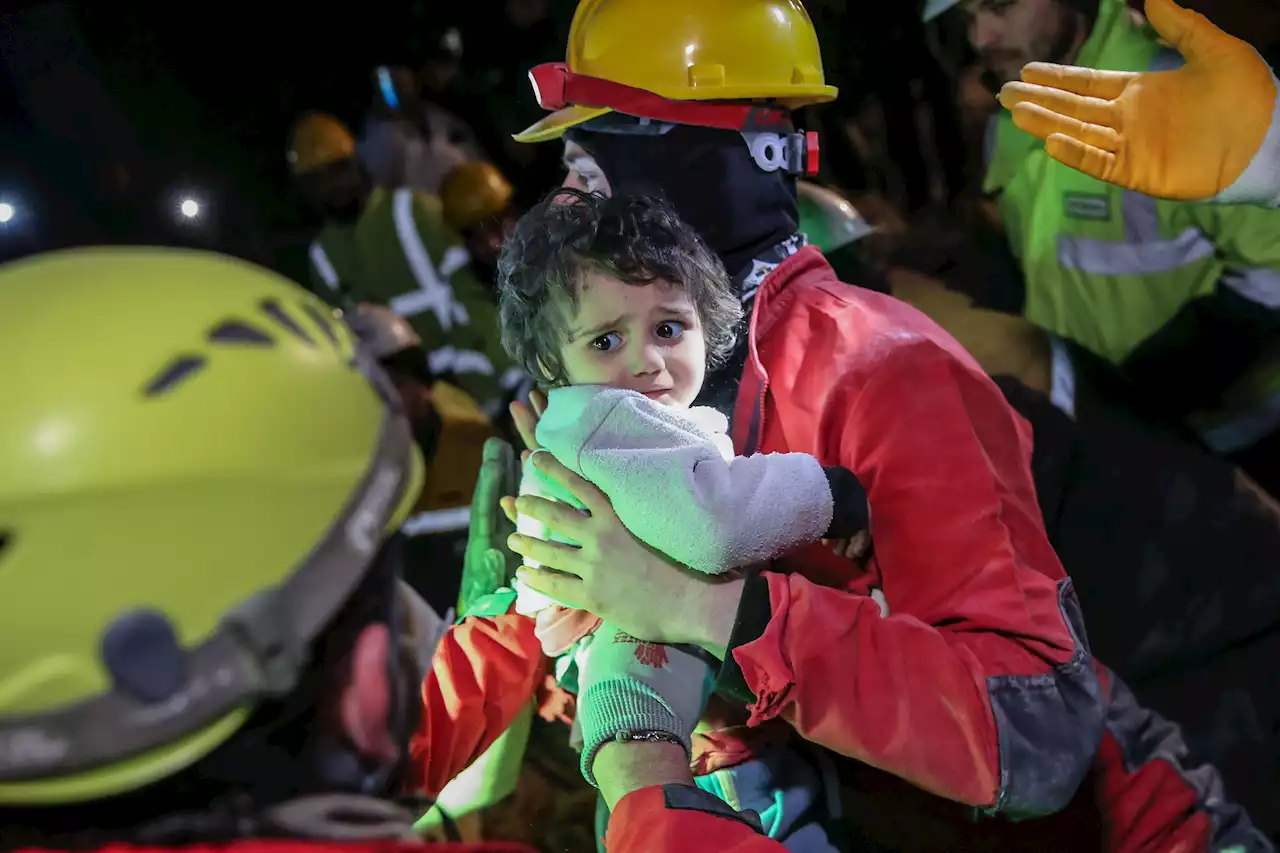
[629,342,664,376]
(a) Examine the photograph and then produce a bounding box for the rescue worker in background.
[925,0,1280,497]
[998,0,1280,208]
[805,182,1280,834]
[491,0,1270,849]
[347,303,498,621]
[0,247,796,853]
[439,161,520,289]
[347,303,537,847]
[360,65,486,196]
[287,111,524,421]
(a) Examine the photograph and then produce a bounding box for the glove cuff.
[1213,68,1280,209]
[577,678,690,788]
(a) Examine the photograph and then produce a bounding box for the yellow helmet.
[515,0,837,143]
[0,248,422,805]
[439,162,515,233]
[287,112,357,175]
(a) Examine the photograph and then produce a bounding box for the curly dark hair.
[496,187,743,386]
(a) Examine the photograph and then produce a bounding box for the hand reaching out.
[998,0,1278,203]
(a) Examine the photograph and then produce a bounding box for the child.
[495,187,871,851]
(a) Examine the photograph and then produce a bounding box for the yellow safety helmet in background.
[287,112,357,175]
[0,248,422,806]
[439,162,515,233]
[515,0,838,143]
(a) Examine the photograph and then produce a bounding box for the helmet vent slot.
[259,299,316,347]
[300,301,342,351]
[142,355,207,398]
[208,320,274,346]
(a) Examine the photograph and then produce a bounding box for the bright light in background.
[0,202,14,224]
[179,198,199,219]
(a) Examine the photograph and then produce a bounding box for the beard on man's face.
[977,9,1086,91]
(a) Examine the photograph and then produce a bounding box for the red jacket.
[712,246,1267,851]
[719,245,1102,815]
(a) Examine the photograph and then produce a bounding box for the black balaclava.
[568,123,800,285]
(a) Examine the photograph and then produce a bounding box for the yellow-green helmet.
[0,247,423,806]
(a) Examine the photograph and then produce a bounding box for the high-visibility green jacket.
[985,0,1280,453]
[308,187,524,417]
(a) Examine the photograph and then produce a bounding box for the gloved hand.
[998,0,1280,206]
[573,624,715,788]
[458,437,521,617]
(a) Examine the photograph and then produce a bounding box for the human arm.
[998,0,1280,207]
[511,343,1105,816]
[537,386,866,574]
[407,606,547,799]
[701,343,1103,815]
[599,742,787,853]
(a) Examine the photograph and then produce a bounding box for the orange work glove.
[997,0,1280,207]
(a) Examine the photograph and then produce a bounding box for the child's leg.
[695,744,845,853]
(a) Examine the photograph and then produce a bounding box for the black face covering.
[569,124,800,284]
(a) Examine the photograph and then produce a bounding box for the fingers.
[1000,81,1121,131]
[1046,132,1123,186]
[510,399,541,451]
[847,530,872,560]
[1019,62,1134,100]
[515,492,592,536]
[1010,101,1122,153]
[1144,0,1236,60]
[507,531,583,571]
[529,452,612,516]
[500,495,518,525]
[529,387,548,418]
[515,565,583,607]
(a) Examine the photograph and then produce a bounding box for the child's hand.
[824,530,872,562]
[510,388,547,451]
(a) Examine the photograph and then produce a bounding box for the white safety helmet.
[923,0,962,22]
[347,303,422,359]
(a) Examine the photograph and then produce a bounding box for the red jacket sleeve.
[607,785,787,853]
[408,611,547,799]
[721,341,1103,816]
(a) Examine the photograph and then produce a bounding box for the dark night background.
[1,0,1275,282]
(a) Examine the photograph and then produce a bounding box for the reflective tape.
[1057,191,1216,276]
[388,188,472,329]
[402,506,472,536]
[428,344,495,377]
[1048,335,1077,419]
[309,241,341,290]
[1223,267,1280,310]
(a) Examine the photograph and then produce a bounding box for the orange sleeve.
[408,612,547,798]
[607,785,786,853]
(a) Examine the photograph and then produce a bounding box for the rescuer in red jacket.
[0,247,793,853]
[445,0,1270,850]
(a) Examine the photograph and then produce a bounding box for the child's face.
[559,269,706,409]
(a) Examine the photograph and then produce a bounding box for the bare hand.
[825,530,873,562]
[504,453,741,652]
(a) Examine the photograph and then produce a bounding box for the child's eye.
[655,321,686,340]
[591,332,622,352]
